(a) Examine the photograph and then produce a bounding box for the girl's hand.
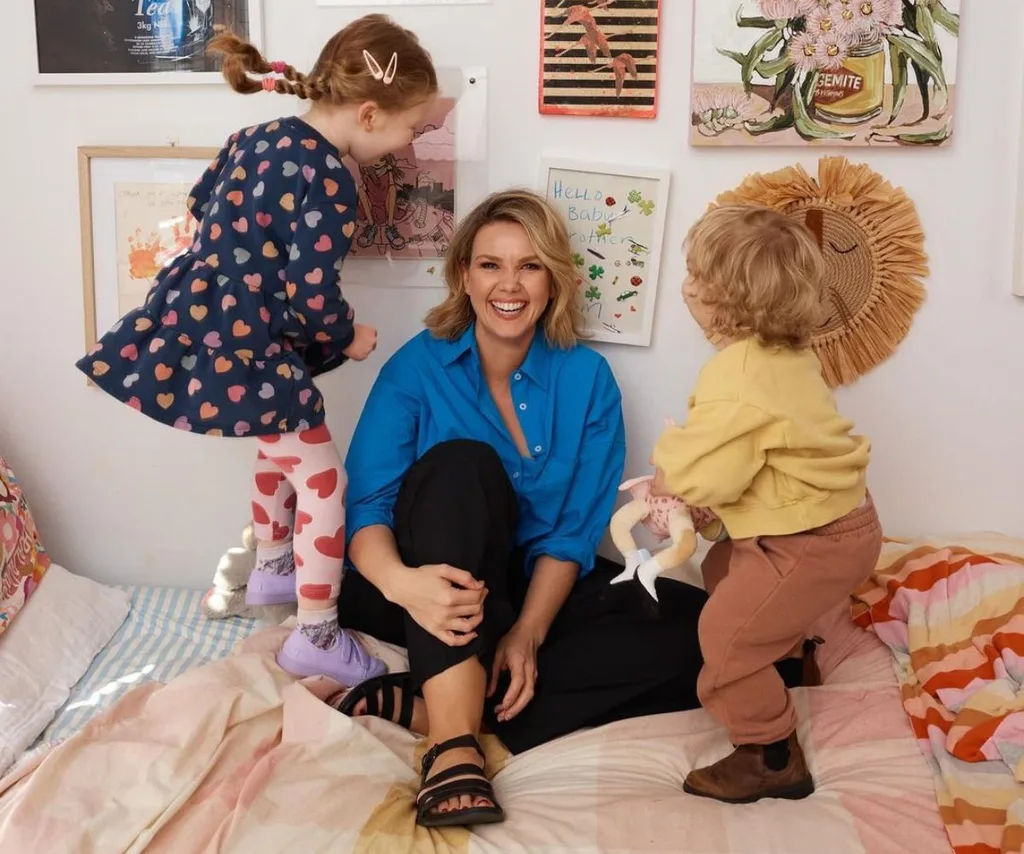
[488,621,542,722]
[343,323,378,361]
[393,564,487,646]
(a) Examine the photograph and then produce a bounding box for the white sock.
[297,604,341,650]
[255,540,294,576]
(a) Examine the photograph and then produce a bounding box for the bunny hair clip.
[363,49,399,85]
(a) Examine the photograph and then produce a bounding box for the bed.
[40,585,259,745]
[6,534,1023,853]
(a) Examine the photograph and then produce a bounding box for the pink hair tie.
[261,77,276,92]
[270,61,287,74]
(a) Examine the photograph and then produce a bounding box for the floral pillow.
[0,456,50,638]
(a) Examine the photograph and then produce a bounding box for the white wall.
[3,1,1023,589]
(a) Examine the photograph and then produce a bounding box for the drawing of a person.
[356,153,409,251]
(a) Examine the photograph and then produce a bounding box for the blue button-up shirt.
[345,325,626,576]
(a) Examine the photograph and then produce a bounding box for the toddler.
[652,205,881,804]
[77,14,439,687]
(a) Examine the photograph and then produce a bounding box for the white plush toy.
[201,524,296,623]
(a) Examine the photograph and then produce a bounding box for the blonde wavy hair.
[425,190,585,348]
[207,14,437,109]
[685,204,824,349]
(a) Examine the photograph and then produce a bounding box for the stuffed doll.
[609,421,726,602]
[201,523,296,624]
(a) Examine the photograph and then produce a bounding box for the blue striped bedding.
[40,585,259,745]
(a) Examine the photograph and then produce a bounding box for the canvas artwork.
[540,159,670,347]
[539,0,660,118]
[113,183,198,314]
[345,98,456,260]
[690,0,959,147]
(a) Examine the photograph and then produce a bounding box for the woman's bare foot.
[420,743,495,815]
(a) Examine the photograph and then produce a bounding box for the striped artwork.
[852,534,1024,854]
[539,0,660,118]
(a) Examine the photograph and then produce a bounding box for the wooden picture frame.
[538,0,661,119]
[539,157,671,347]
[33,0,263,86]
[79,146,218,354]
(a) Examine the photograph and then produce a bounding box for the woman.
[333,190,709,827]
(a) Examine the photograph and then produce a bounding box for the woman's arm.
[344,359,486,644]
[348,524,408,603]
[525,358,627,576]
[515,555,577,643]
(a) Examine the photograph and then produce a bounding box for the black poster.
[35,0,253,76]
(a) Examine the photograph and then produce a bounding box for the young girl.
[76,14,440,687]
[652,205,882,804]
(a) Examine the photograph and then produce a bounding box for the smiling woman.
[331,189,710,828]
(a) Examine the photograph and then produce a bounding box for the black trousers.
[337,439,708,755]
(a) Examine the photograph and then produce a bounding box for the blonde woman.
[332,190,708,827]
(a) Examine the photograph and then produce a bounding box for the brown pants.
[697,498,882,745]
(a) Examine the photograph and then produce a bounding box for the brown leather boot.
[801,636,824,687]
[683,732,814,804]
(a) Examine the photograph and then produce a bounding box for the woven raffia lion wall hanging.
[711,156,928,388]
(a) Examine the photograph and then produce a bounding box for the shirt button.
[519,402,527,411]
[514,372,522,381]
[534,445,542,453]
[512,472,519,479]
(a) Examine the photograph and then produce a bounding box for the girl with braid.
[77,15,440,687]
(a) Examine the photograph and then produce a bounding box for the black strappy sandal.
[332,671,418,730]
[416,734,505,828]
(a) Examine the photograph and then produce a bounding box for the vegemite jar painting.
[33,0,261,83]
[690,0,959,147]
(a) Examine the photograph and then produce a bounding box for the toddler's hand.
[650,466,671,496]
[342,323,378,361]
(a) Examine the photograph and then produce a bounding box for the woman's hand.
[488,621,543,722]
[392,564,487,646]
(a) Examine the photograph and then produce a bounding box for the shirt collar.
[437,323,551,391]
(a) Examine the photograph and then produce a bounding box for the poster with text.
[542,161,670,346]
[34,0,260,82]
[113,182,197,314]
[690,0,959,147]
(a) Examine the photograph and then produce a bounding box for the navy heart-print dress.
[77,117,359,437]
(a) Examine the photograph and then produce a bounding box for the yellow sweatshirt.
[652,339,869,540]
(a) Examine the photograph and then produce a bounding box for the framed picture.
[317,0,488,5]
[79,146,217,351]
[539,0,660,118]
[539,158,670,347]
[340,66,489,288]
[690,0,959,147]
[33,0,263,85]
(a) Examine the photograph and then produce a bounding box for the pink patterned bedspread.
[0,604,949,853]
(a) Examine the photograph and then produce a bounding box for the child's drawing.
[690,0,959,147]
[114,182,197,314]
[347,98,456,259]
[540,0,660,119]
[541,160,669,347]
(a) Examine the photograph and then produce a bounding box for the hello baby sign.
[540,158,670,347]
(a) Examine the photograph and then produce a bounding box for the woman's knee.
[418,439,504,474]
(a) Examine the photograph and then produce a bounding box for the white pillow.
[0,564,129,775]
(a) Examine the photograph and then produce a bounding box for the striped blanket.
[853,534,1024,854]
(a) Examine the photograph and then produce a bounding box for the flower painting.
[690,0,959,147]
